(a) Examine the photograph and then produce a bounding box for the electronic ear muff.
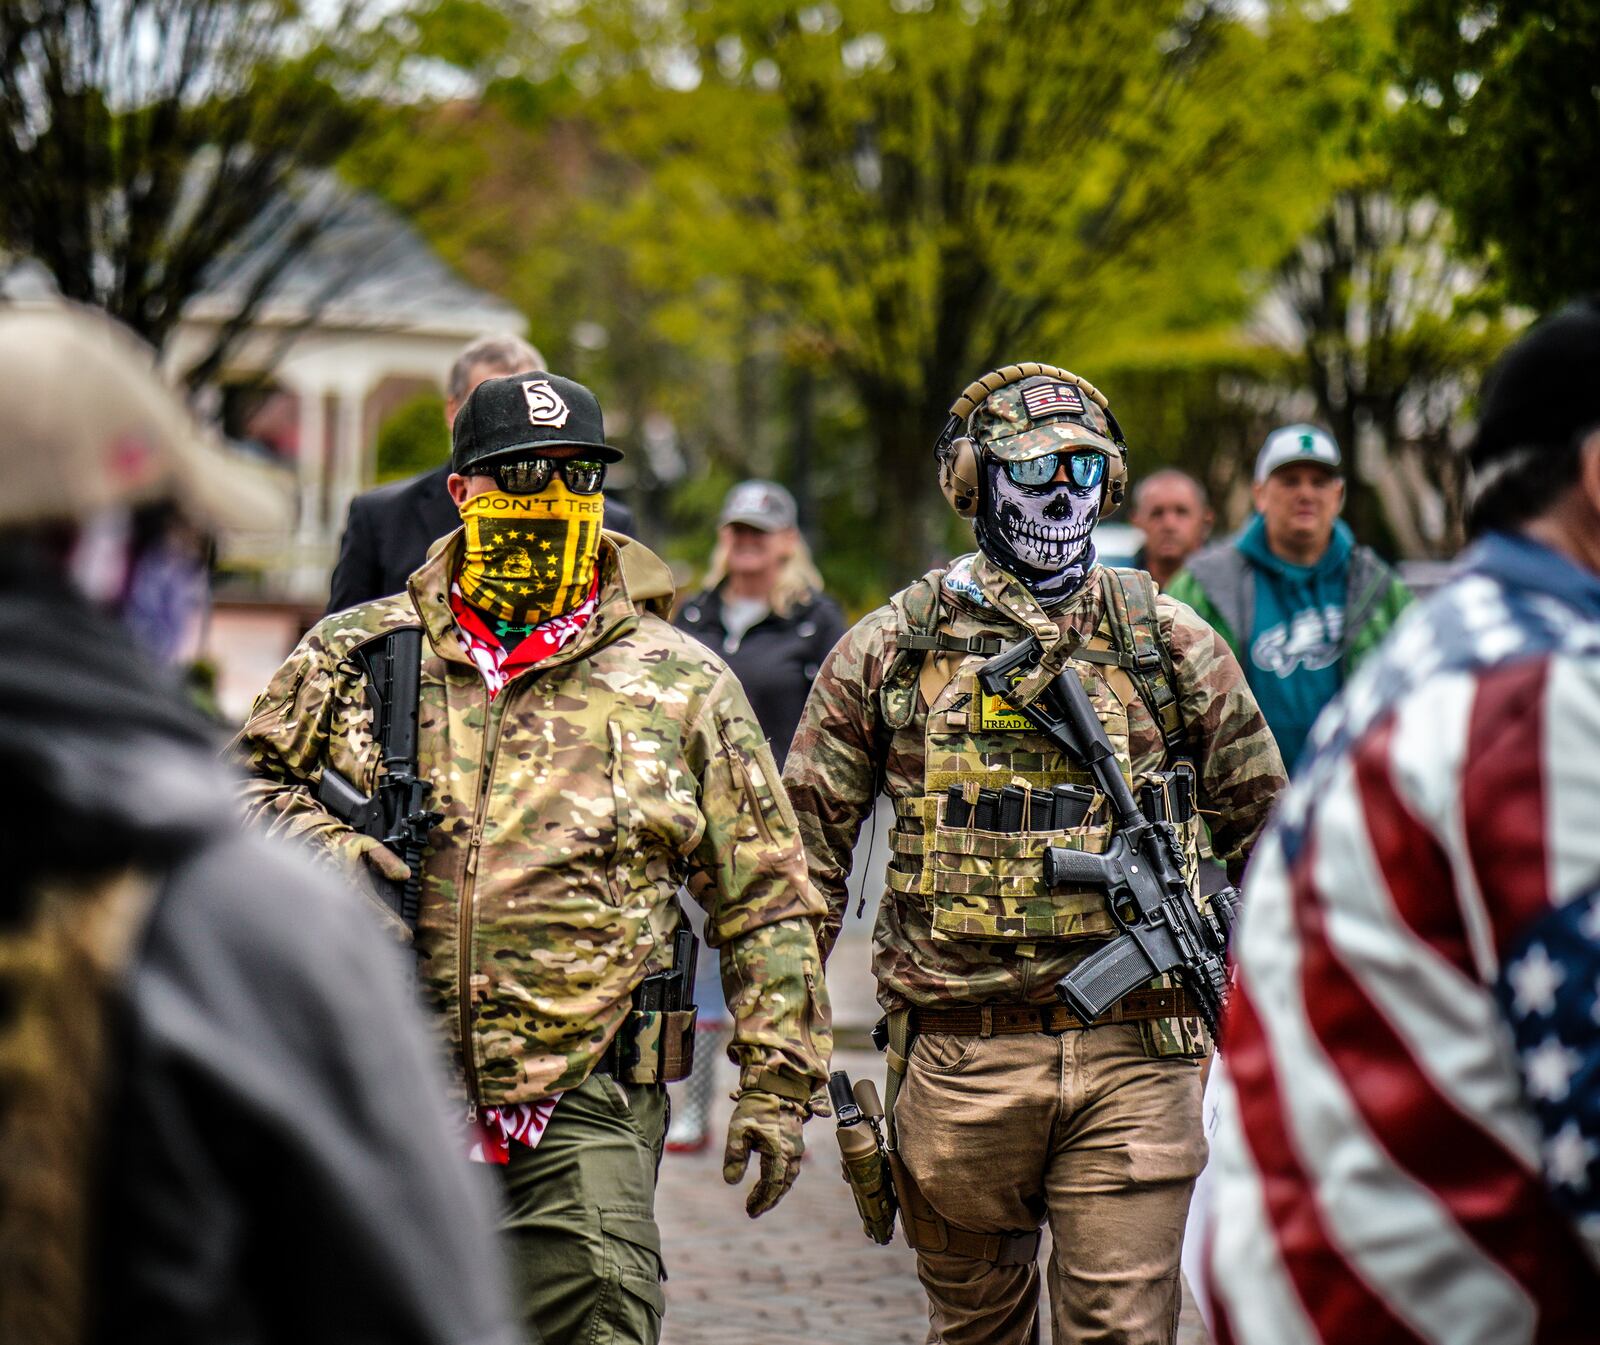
[933,362,1129,519]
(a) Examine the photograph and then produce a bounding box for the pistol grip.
[1044,845,1109,889]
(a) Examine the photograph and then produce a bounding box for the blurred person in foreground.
[0,305,522,1345]
[1127,467,1213,590]
[785,364,1284,1344]
[326,333,634,614]
[235,372,830,1345]
[1207,300,1600,1342]
[1167,425,1410,772]
[668,481,846,1153]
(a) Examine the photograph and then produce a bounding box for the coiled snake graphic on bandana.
[457,484,603,635]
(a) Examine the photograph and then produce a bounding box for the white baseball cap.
[1254,423,1342,484]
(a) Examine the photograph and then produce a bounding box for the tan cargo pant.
[895,1023,1206,1345]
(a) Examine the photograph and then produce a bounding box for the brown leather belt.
[913,987,1197,1037]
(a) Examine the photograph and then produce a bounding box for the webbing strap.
[883,1008,912,1151]
[887,829,926,857]
[936,1224,1043,1266]
[1070,645,1129,668]
[897,630,1005,656]
[1099,568,1188,757]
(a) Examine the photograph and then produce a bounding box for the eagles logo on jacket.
[233,531,831,1106]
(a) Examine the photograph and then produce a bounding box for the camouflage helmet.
[968,375,1123,464]
[935,363,1129,519]
[0,303,291,532]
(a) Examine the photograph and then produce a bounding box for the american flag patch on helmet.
[1021,381,1085,420]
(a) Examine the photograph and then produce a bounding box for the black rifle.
[976,637,1239,1038]
[314,626,441,933]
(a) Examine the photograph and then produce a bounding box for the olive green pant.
[895,1024,1206,1345]
[495,1070,669,1345]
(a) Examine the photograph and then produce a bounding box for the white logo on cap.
[523,380,570,429]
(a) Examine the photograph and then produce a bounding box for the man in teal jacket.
[1166,425,1411,771]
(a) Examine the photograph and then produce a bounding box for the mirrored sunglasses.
[1002,450,1107,492]
[491,457,607,495]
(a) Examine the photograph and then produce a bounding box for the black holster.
[611,926,699,1086]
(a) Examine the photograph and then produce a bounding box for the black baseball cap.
[1470,298,1600,467]
[451,371,622,474]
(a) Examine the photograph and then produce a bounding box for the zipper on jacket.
[458,687,499,1108]
[718,721,777,846]
[243,664,309,732]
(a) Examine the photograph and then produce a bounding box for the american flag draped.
[1207,532,1600,1344]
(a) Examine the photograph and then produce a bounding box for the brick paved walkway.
[657,1047,1209,1344]
[657,1045,931,1345]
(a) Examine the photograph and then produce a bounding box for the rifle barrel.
[1048,669,1143,825]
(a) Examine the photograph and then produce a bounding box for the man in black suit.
[326,334,635,613]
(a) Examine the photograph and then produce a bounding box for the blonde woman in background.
[668,480,846,1152]
[676,480,845,768]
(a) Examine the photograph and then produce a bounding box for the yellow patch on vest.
[975,690,1034,731]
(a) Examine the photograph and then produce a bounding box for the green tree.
[578,0,1322,579]
[1095,335,1299,530]
[1394,0,1600,309]
[1252,0,1510,557]
[1272,190,1505,555]
[374,392,449,482]
[0,0,381,378]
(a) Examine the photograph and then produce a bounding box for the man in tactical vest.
[235,370,831,1345]
[784,365,1286,1344]
[0,304,522,1345]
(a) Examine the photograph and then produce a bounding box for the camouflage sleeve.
[780,612,893,962]
[1159,594,1287,880]
[686,669,831,1097]
[228,624,377,880]
[721,916,830,1099]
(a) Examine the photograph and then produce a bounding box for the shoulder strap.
[881,570,950,731]
[1099,568,1189,760]
[896,630,1004,656]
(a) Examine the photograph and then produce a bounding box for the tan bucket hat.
[0,303,293,532]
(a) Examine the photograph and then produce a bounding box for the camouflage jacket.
[234,531,831,1105]
[782,551,1285,1012]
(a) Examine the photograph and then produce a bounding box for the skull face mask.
[973,453,1102,606]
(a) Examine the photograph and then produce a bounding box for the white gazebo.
[164,186,527,598]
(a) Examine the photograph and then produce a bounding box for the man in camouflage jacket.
[784,366,1284,1345]
[236,372,830,1345]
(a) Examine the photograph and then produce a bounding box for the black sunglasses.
[490,457,607,496]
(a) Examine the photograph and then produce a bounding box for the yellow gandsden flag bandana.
[457,485,604,634]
